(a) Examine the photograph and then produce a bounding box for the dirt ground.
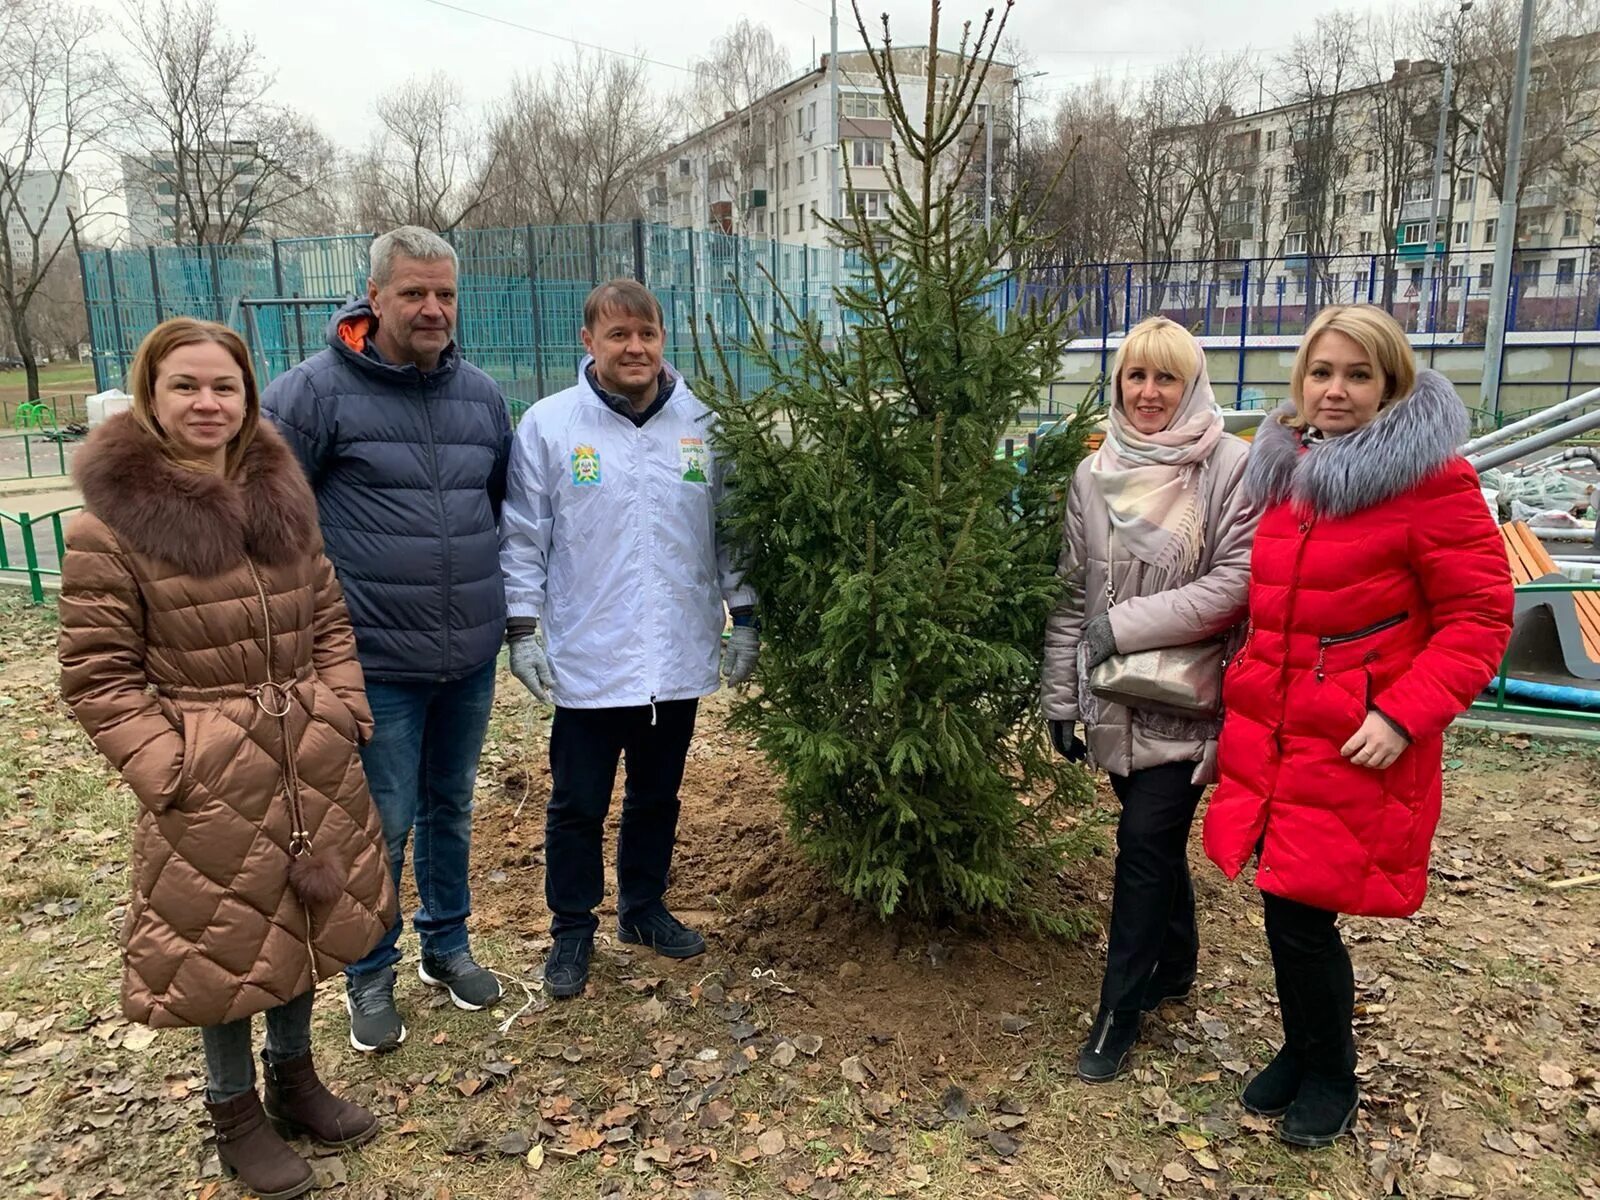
[0,592,1597,1200]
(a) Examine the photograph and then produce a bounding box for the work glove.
[1083,612,1118,671]
[1049,720,1088,763]
[722,625,760,686]
[507,624,556,705]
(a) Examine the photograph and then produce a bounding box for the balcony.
[646,186,667,206]
[1222,221,1256,241]
[708,160,734,183]
[1285,254,1310,273]
[1396,238,1445,261]
[741,189,768,209]
[1399,197,1449,223]
[1522,186,1556,209]
[1518,229,1553,249]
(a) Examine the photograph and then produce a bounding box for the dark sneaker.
[1077,1010,1140,1083]
[344,968,406,1054]
[1139,969,1196,1013]
[418,950,502,1012]
[617,908,707,959]
[1279,1074,1358,1148]
[1242,1045,1303,1117]
[543,935,593,1000]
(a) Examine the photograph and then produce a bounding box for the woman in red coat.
[1205,305,1512,1148]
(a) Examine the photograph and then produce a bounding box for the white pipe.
[1468,407,1600,472]
[1462,386,1600,457]
[1530,528,1599,543]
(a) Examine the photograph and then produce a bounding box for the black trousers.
[545,700,698,938]
[1263,890,1357,1081]
[1099,762,1205,1018]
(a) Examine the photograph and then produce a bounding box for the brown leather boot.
[262,1050,380,1148]
[205,1089,313,1200]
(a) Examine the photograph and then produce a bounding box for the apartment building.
[2,169,81,259]
[122,141,281,247]
[638,48,1017,249]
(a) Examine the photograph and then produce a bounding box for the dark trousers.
[1099,762,1204,1018]
[546,699,698,939]
[200,990,313,1102]
[1263,891,1357,1081]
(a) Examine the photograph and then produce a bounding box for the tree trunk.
[18,306,40,403]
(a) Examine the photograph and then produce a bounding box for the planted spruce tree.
[693,0,1099,926]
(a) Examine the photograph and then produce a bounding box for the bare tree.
[1355,14,1438,307]
[479,51,675,227]
[1422,0,1600,209]
[1275,14,1363,309]
[689,19,790,234]
[117,0,336,245]
[1024,78,1137,267]
[352,73,496,233]
[1175,51,1255,268]
[0,0,116,400]
[1123,75,1201,302]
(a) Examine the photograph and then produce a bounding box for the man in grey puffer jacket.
[264,226,512,1054]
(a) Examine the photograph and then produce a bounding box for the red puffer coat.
[1204,371,1512,918]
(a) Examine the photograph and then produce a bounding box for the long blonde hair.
[128,318,260,475]
[1284,305,1417,431]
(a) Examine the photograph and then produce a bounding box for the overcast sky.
[207,0,1387,151]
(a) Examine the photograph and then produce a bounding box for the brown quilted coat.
[58,413,397,1029]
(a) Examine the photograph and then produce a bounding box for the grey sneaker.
[418,950,502,1011]
[344,968,406,1054]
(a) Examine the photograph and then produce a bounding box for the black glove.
[1049,720,1088,763]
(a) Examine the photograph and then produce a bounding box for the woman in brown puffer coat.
[58,318,397,1200]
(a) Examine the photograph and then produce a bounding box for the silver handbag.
[1088,640,1225,718]
[1087,532,1225,719]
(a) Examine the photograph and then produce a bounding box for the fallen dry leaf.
[757,1129,786,1156]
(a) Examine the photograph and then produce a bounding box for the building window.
[1400,221,1428,246]
[1524,259,1543,284]
[850,140,886,168]
[1557,256,1576,284]
[1449,262,1464,287]
[1484,218,1497,244]
[1479,263,1494,287]
[809,101,817,130]
[1411,266,1424,287]
[1362,190,1376,215]
[1564,210,1582,237]
[1266,130,1277,152]
[1364,150,1377,172]
[783,162,790,190]
[1359,231,1374,252]
[841,93,885,120]
[783,208,790,235]
[756,211,765,234]
[1356,270,1370,294]
[797,156,804,182]
[796,206,803,232]
[841,190,891,219]
[1403,177,1433,202]
[1285,232,1307,255]
[1333,194,1346,218]
[1264,167,1274,192]
[810,150,818,181]
[1454,221,1469,244]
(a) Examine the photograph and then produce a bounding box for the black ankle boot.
[1279,1073,1358,1147]
[1077,1010,1140,1083]
[1242,1045,1302,1117]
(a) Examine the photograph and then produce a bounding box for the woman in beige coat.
[1042,316,1257,1083]
[59,318,397,1200]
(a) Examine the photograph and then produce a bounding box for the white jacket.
[499,360,755,708]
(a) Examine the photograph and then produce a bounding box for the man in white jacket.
[499,279,758,999]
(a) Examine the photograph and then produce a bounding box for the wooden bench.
[1501,520,1600,662]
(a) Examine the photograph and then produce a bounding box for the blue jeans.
[345,659,497,979]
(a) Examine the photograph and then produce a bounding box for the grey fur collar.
[1243,368,1469,519]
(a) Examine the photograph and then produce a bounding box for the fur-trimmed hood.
[1242,368,1470,519]
[73,411,318,577]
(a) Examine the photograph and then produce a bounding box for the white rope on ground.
[490,967,541,1034]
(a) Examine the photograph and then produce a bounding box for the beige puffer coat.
[58,414,396,1028]
[1041,433,1256,783]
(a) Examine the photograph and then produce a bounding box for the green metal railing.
[0,431,72,480]
[2,393,88,429]
[0,504,80,603]
[1471,580,1600,725]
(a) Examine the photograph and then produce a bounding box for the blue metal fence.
[81,234,1600,413]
